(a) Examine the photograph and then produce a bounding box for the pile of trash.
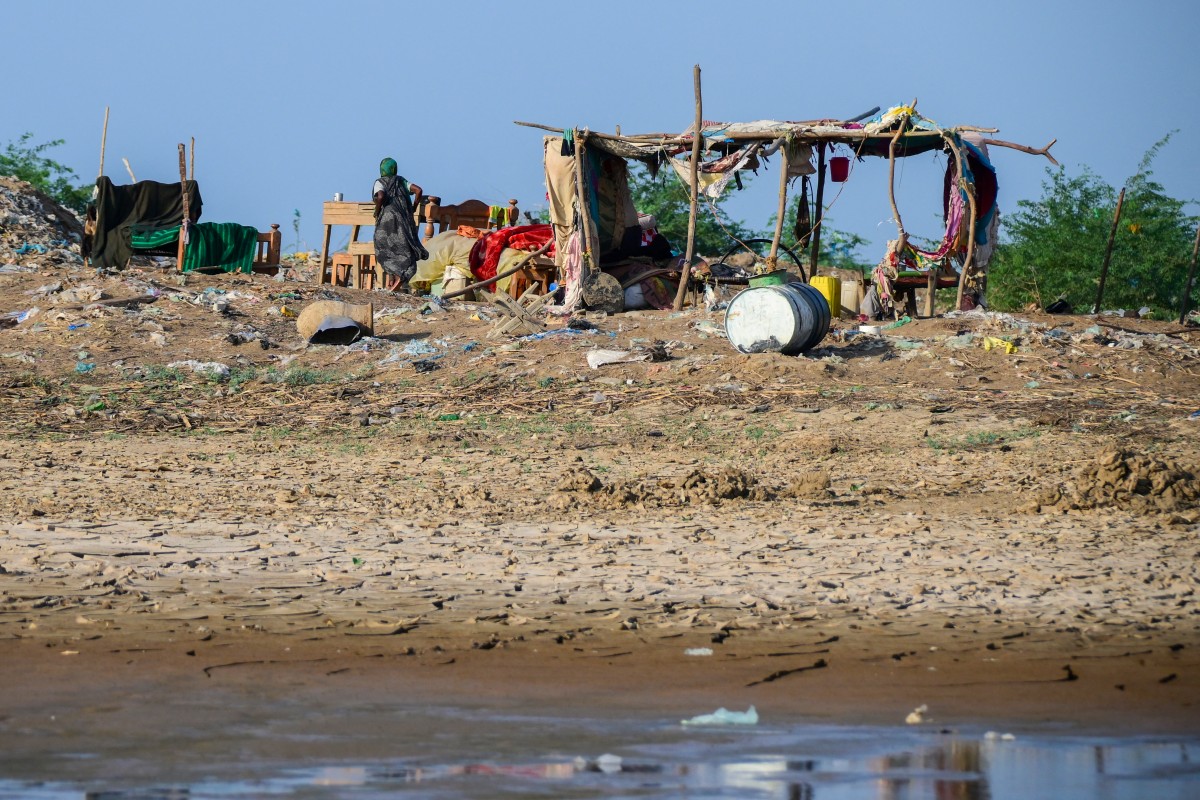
[0,176,84,269]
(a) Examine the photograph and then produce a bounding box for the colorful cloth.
[468,224,554,282]
[372,174,427,284]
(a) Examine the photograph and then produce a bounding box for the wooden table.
[318,201,377,286]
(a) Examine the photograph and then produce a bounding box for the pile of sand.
[1040,448,1200,514]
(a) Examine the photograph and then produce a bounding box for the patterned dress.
[373,175,428,285]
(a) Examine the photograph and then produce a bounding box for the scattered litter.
[692,319,726,338]
[402,339,439,357]
[884,315,912,329]
[943,332,975,348]
[595,754,622,774]
[14,243,48,255]
[412,358,441,373]
[1187,411,1200,422]
[984,731,1017,741]
[73,362,95,374]
[684,647,713,657]
[586,347,659,369]
[983,336,1017,354]
[167,360,231,380]
[682,706,758,726]
[905,704,928,724]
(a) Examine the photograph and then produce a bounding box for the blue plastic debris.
[14,243,48,255]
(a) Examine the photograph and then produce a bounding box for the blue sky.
[3,0,1196,260]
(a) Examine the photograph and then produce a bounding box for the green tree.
[990,136,1196,316]
[0,133,91,214]
[627,163,757,257]
[760,192,871,272]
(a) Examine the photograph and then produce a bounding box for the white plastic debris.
[905,704,928,725]
[167,360,231,380]
[684,647,714,657]
[682,706,758,726]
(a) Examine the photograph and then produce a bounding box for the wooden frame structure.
[517,90,1056,314]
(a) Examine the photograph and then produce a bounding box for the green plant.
[990,135,1197,317]
[266,366,339,387]
[0,133,91,213]
[628,163,758,257]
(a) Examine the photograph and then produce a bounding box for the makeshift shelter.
[518,101,1056,316]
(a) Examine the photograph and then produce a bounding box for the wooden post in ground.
[768,146,790,265]
[808,143,826,280]
[673,64,702,312]
[98,106,109,178]
[189,137,195,180]
[176,143,190,273]
[1093,186,1126,313]
[951,136,980,311]
[1177,223,1200,324]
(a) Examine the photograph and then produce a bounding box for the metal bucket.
[723,282,830,355]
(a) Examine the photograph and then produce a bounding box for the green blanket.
[129,223,259,273]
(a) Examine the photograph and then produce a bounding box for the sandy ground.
[1,245,1199,738]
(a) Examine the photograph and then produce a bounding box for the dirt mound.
[550,465,771,510]
[1040,448,1200,513]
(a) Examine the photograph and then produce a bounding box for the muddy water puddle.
[1,704,1196,799]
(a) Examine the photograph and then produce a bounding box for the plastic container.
[829,156,851,182]
[840,279,863,318]
[748,269,789,287]
[724,282,831,355]
[809,275,842,319]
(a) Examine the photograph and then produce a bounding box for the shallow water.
[1,703,1197,799]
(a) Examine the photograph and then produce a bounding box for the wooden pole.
[176,144,190,273]
[189,137,195,180]
[808,142,827,278]
[98,106,109,178]
[441,240,553,300]
[1093,186,1126,313]
[1178,224,1200,324]
[673,64,702,312]
[768,146,789,265]
[122,158,136,183]
[953,138,979,311]
[573,134,597,265]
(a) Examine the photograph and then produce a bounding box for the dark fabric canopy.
[87,176,202,270]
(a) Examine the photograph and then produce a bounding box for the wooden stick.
[886,103,913,240]
[981,137,1059,166]
[189,136,195,180]
[1177,224,1200,324]
[98,106,109,178]
[673,64,702,312]
[440,240,553,300]
[573,133,597,265]
[808,142,826,278]
[768,143,789,264]
[176,143,190,274]
[1093,186,1126,313]
[121,158,136,183]
[953,137,979,311]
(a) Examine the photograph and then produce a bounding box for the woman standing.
[373,157,428,291]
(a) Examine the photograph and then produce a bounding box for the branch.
[981,137,1059,166]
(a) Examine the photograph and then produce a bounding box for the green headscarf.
[380,157,398,177]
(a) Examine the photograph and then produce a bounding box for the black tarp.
[85,176,202,270]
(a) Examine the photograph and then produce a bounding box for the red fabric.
[469,224,554,281]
